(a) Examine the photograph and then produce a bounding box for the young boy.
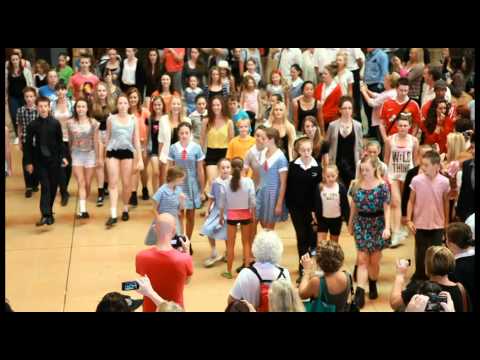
[24,96,68,226]
[407,150,450,280]
[16,86,39,197]
[227,94,250,136]
[226,119,256,165]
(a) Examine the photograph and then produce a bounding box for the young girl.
[267,102,296,162]
[244,125,268,187]
[218,60,235,97]
[144,48,163,101]
[101,48,122,88]
[188,94,208,145]
[151,73,179,113]
[219,157,256,279]
[421,98,455,154]
[301,116,329,168]
[184,75,203,116]
[384,113,418,247]
[288,64,304,121]
[348,155,391,308]
[335,51,354,97]
[145,166,186,246]
[34,59,49,88]
[201,158,230,268]
[168,122,205,247]
[158,95,192,186]
[256,127,289,230]
[105,94,144,227]
[313,165,350,243]
[146,96,165,193]
[91,82,116,206]
[314,64,342,131]
[67,99,100,219]
[127,87,150,206]
[120,48,145,94]
[240,75,262,131]
[242,58,261,86]
[266,70,289,111]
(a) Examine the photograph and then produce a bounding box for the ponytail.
[230,157,244,192]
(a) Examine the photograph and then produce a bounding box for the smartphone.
[121,281,139,291]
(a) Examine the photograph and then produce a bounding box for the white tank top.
[388,133,414,181]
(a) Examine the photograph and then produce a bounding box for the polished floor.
[5,134,416,312]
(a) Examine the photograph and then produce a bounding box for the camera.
[425,293,448,312]
[121,281,139,291]
[171,234,187,249]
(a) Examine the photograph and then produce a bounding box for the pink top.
[243,89,259,115]
[70,72,100,100]
[410,173,450,230]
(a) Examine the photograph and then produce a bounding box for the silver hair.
[252,230,283,264]
[268,279,305,312]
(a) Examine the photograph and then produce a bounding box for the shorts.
[99,130,107,146]
[205,148,227,166]
[72,150,96,168]
[317,217,342,236]
[106,149,134,160]
[227,218,252,226]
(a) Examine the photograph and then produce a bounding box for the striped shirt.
[16,105,38,144]
[152,184,183,216]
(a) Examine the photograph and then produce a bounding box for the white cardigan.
[157,114,191,164]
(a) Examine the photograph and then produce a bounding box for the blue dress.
[200,178,227,240]
[145,184,183,245]
[185,87,203,116]
[256,149,289,223]
[168,141,205,209]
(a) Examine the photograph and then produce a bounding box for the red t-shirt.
[70,72,100,100]
[380,98,421,135]
[421,99,457,122]
[136,247,193,311]
[164,48,185,73]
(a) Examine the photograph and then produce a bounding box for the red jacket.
[314,82,342,123]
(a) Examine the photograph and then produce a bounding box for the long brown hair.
[126,87,143,116]
[91,81,116,119]
[72,98,93,124]
[230,157,244,192]
[302,116,322,157]
[206,96,228,130]
[7,53,23,75]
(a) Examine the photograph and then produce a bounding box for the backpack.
[248,265,285,312]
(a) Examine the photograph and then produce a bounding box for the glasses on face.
[341,107,352,110]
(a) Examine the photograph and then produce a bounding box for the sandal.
[221,271,233,279]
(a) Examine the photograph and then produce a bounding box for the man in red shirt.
[379,77,421,143]
[136,213,193,311]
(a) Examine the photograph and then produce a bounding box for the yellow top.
[207,120,232,149]
[226,136,256,160]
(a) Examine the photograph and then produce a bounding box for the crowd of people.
[5,48,475,312]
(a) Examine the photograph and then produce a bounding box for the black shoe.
[353,265,358,282]
[190,243,193,256]
[36,216,48,226]
[122,211,129,221]
[46,216,54,225]
[129,192,138,207]
[368,279,378,300]
[103,184,109,196]
[96,196,104,207]
[76,212,90,219]
[25,189,33,198]
[61,193,69,206]
[142,187,149,200]
[354,287,366,309]
[106,217,117,228]
[32,186,39,192]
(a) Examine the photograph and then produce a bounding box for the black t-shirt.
[449,255,475,312]
[8,73,27,97]
[401,280,468,312]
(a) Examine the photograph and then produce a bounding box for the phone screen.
[122,281,139,291]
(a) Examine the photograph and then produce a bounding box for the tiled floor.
[5,144,415,312]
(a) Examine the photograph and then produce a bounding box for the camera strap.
[386,98,411,136]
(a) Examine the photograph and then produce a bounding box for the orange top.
[164,48,185,73]
[150,91,181,113]
[133,108,150,143]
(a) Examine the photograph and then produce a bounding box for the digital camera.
[425,293,448,312]
[171,234,187,249]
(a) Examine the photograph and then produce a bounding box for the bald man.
[136,213,193,312]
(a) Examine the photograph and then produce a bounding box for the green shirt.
[58,66,74,97]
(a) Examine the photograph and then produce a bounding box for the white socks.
[79,200,86,213]
[211,248,218,258]
[111,207,117,219]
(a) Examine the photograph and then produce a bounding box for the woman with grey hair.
[227,230,291,310]
[269,279,305,312]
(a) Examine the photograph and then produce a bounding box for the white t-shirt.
[275,48,303,81]
[122,59,137,85]
[335,69,354,96]
[313,48,339,73]
[340,48,364,71]
[321,183,341,218]
[229,262,291,308]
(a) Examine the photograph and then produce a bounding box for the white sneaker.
[203,254,224,268]
[390,232,404,248]
[13,137,19,145]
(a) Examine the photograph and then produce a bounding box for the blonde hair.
[168,95,186,123]
[410,48,425,65]
[268,279,305,312]
[446,132,465,162]
[350,155,383,195]
[425,246,455,277]
[91,81,116,118]
[268,101,289,126]
[386,72,401,88]
[336,51,349,67]
[156,301,184,312]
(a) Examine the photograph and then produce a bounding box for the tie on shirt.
[182,147,187,160]
[263,161,268,172]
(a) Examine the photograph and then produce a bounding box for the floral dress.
[349,183,391,252]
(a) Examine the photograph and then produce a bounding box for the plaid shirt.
[16,105,38,144]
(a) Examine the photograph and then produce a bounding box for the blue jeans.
[8,95,24,137]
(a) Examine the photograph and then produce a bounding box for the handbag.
[304,276,336,312]
[457,282,470,312]
[346,272,360,312]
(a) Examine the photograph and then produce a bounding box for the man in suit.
[456,132,475,222]
[24,96,68,226]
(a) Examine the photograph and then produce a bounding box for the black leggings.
[289,207,316,272]
[412,229,444,281]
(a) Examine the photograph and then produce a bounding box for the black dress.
[279,133,291,162]
[297,99,318,132]
[336,129,356,191]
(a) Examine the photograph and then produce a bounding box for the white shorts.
[99,130,108,146]
[72,150,96,168]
